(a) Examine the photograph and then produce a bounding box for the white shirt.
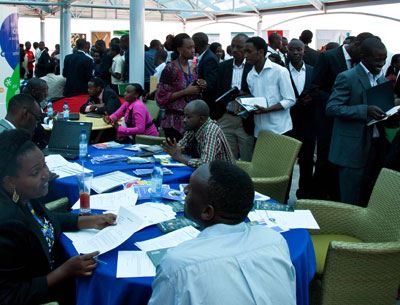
[267,46,286,64]
[231,59,246,90]
[148,222,296,305]
[34,48,41,61]
[197,49,207,63]
[111,54,124,85]
[289,62,306,95]
[40,73,66,99]
[153,62,166,81]
[4,119,16,129]
[342,45,352,70]
[247,59,296,136]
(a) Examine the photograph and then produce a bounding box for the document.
[73,206,147,254]
[63,229,100,245]
[130,202,176,227]
[116,251,156,278]
[91,171,141,193]
[45,155,92,179]
[367,105,400,126]
[236,97,267,112]
[71,187,138,212]
[135,226,200,252]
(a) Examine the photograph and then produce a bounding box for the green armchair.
[45,197,69,213]
[295,168,400,305]
[236,131,302,203]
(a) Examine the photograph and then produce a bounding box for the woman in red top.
[156,33,206,142]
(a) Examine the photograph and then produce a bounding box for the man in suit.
[192,32,219,119]
[309,32,374,200]
[63,38,93,97]
[299,30,319,67]
[35,41,51,78]
[286,39,315,199]
[0,93,40,136]
[95,39,113,86]
[215,33,254,161]
[326,38,394,206]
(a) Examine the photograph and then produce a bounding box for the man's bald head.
[186,99,210,117]
[288,39,304,49]
[183,100,210,131]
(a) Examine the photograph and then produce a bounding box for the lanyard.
[177,57,192,86]
[27,201,55,247]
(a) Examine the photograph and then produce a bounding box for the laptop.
[42,121,92,160]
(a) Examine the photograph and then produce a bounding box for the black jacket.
[63,51,93,97]
[0,189,79,305]
[35,50,51,78]
[80,86,121,115]
[303,46,320,67]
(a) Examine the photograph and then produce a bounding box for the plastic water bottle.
[151,166,163,202]
[63,101,69,120]
[47,101,53,117]
[79,129,88,161]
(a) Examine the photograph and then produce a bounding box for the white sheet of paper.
[73,206,147,254]
[91,171,141,193]
[254,191,270,201]
[63,229,100,245]
[248,210,319,230]
[130,202,176,227]
[45,155,92,179]
[240,97,267,108]
[135,226,200,252]
[71,187,138,211]
[116,251,156,278]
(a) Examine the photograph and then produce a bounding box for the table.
[47,146,194,205]
[60,197,316,305]
[53,95,124,113]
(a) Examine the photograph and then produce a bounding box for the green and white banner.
[0,7,19,119]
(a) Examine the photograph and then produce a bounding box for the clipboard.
[215,86,239,103]
[366,81,394,112]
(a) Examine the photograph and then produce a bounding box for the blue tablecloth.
[60,194,316,305]
[47,146,194,205]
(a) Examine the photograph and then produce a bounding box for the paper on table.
[73,206,147,254]
[248,210,319,230]
[135,226,200,252]
[116,251,156,278]
[45,155,92,179]
[131,202,176,227]
[248,210,289,232]
[63,229,100,245]
[91,171,141,193]
[71,187,138,212]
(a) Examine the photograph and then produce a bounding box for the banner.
[0,7,19,119]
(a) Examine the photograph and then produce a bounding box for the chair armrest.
[236,160,251,173]
[294,199,367,236]
[45,197,69,213]
[252,176,290,203]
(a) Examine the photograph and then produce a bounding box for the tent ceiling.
[5,0,397,22]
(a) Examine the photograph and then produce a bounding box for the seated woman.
[0,129,116,305]
[79,76,121,115]
[103,83,159,143]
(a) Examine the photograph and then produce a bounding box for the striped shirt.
[178,118,235,168]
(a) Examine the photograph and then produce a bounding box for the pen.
[93,255,108,265]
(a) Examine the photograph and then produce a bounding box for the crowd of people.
[5,27,400,304]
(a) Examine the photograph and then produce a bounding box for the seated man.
[79,77,121,115]
[40,61,66,99]
[148,160,296,305]
[163,99,235,168]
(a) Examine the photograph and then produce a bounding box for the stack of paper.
[45,155,92,179]
[91,171,140,193]
[93,141,125,149]
[71,188,138,213]
[135,226,200,252]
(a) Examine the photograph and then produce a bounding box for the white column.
[257,17,262,37]
[63,6,72,57]
[40,17,45,42]
[129,0,145,85]
[59,6,64,73]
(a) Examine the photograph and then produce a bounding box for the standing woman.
[156,33,207,142]
[210,42,224,62]
[0,129,116,305]
[103,83,158,143]
[385,54,400,83]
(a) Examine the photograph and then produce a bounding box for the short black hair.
[172,33,191,53]
[0,129,37,181]
[209,42,222,54]
[207,160,254,221]
[23,78,46,94]
[246,36,268,57]
[360,37,386,57]
[326,42,340,50]
[127,83,144,98]
[354,32,375,44]
[110,44,120,54]
[154,49,168,62]
[232,33,248,43]
[150,39,161,49]
[95,40,106,47]
[268,53,284,66]
[76,38,86,50]
[192,32,208,48]
[89,77,105,88]
[110,37,120,46]
[299,30,313,44]
[268,32,282,44]
[7,93,36,114]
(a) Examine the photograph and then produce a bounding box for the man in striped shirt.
[163,99,235,168]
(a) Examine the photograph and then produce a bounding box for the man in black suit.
[286,39,314,199]
[192,32,219,119]
[35,41,51,78]
[63,38,93,97]
[120,34,130,83]
[95,39,112,86]
[299,30,319,67]
[309,32,374,200]
[215,34,254,161]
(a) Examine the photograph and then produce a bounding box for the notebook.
[366,81,395,112]
[42,121,92,160]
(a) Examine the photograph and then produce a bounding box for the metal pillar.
[129,0,145,85]
[63,5,72,57]
[40,17,45,42]
[257,16,262,37]
[59,6,64,73]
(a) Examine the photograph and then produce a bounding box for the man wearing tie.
[309,32,374,200]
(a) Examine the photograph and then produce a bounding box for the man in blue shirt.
[144,39,163,92]
[148,160,296,305]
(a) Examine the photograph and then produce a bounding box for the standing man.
[280,37,289,64]
[192,32,219,119]
[63,38,93,97]
[24,41,35,79]
[144,40,163,92]
[326,38,394,206]
[148,160,296,305]
[286,39,315,199]
[35,41,51,78]
[310,32,374,200]
[244,37,295,139]
[267,32,286,65]
[95,39,112,86]
[120,34,130,83]
[109,44,124,94]
[299,30,319,67]
[215,33,254,161]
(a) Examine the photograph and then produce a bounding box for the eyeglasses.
[26,109,42,123]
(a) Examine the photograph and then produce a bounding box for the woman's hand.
[184,83,202,95]
[103,112,111,124]
[196,79,207,90]
[61,251,99,277]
